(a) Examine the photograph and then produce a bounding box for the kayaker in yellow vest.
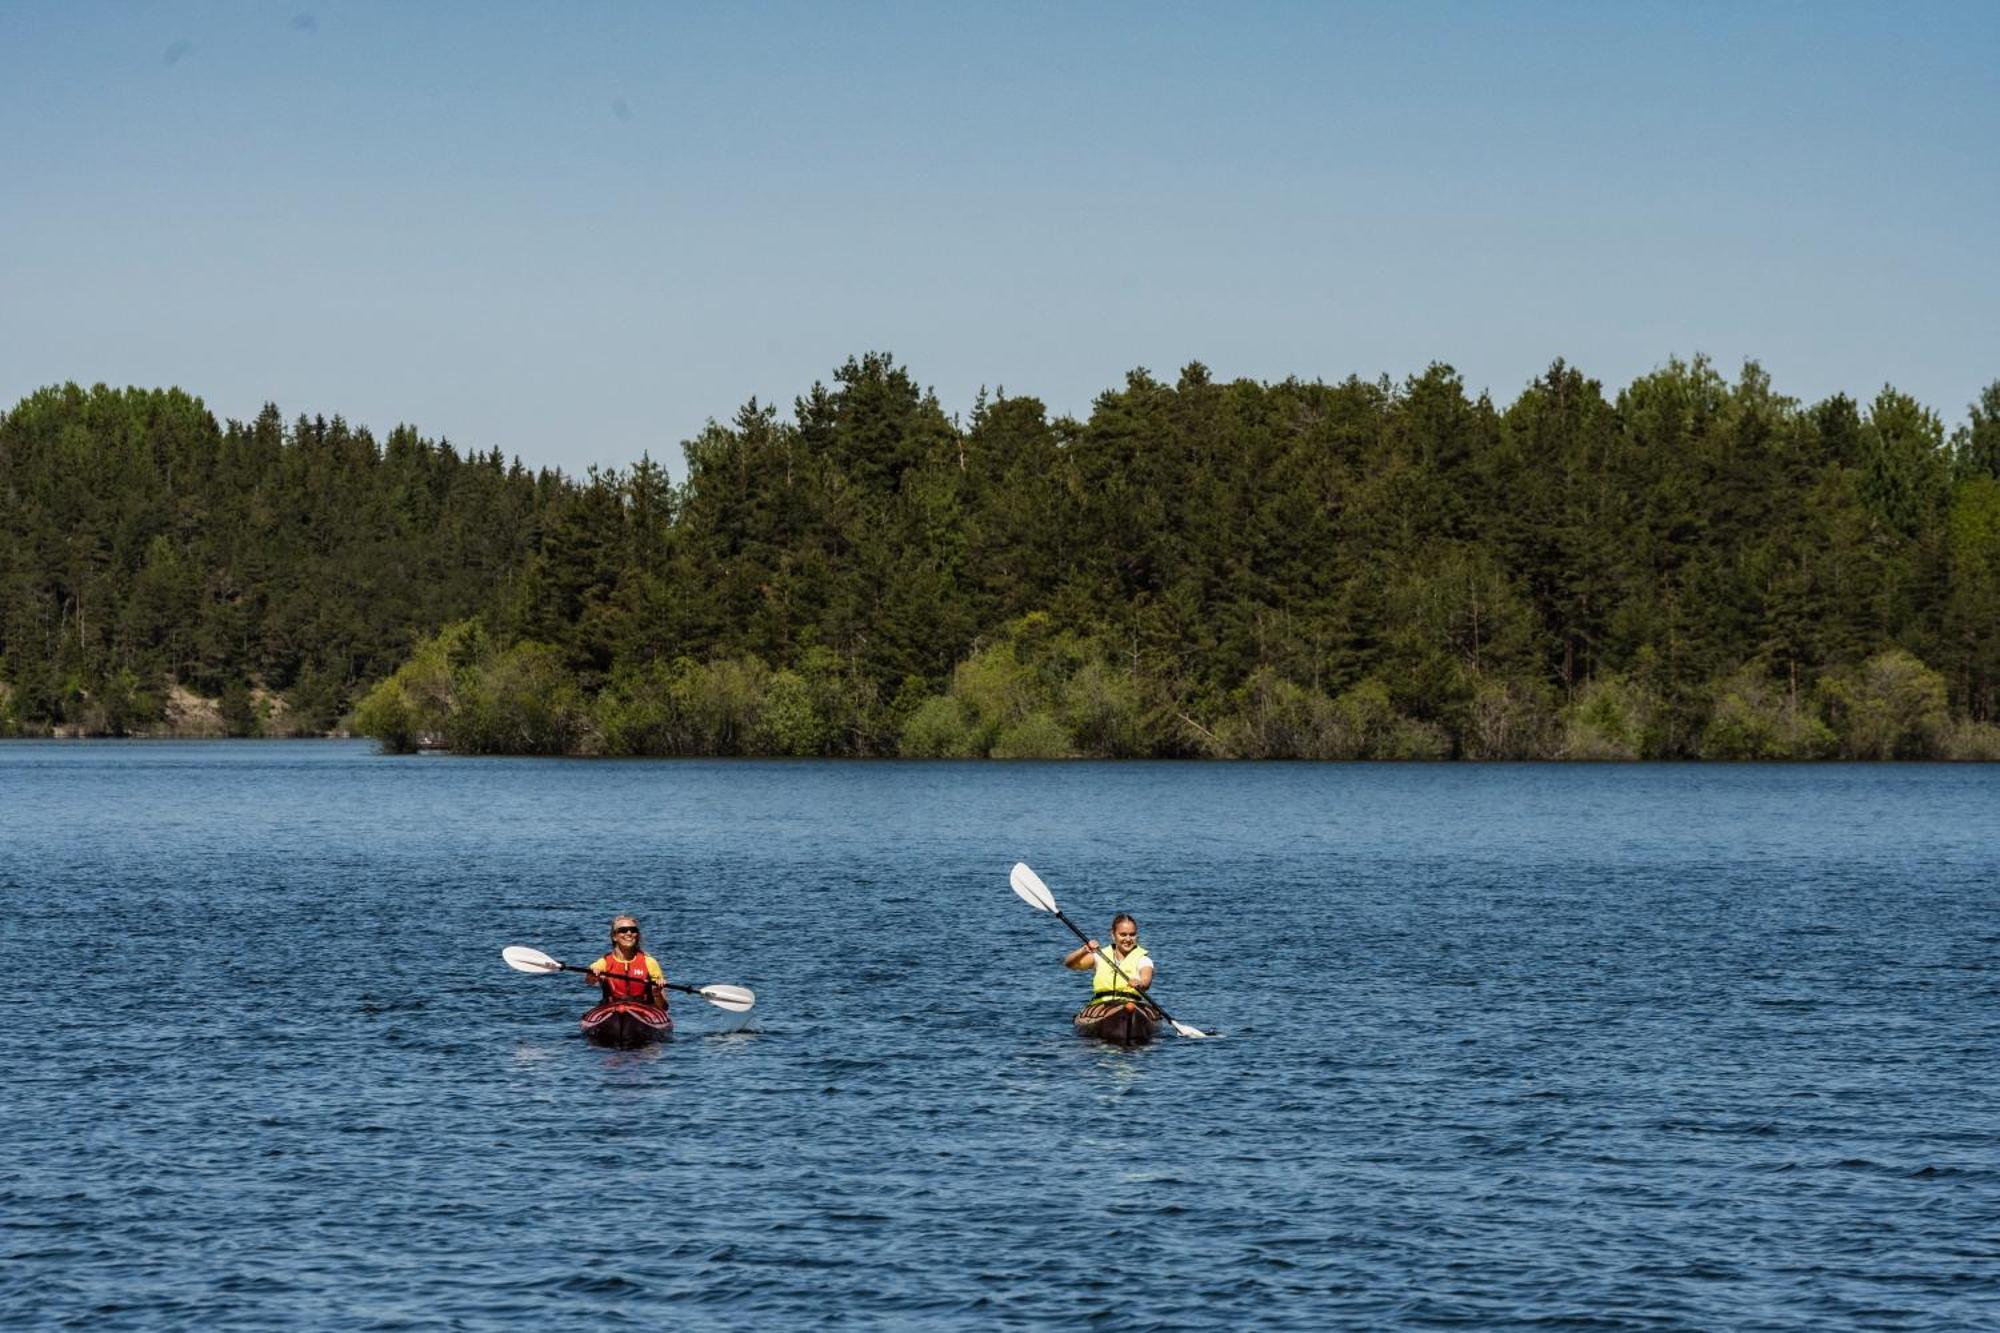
[584,914,667,1006]
[1064,913,1154,999]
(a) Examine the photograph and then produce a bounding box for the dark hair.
[1110,913,1138,932]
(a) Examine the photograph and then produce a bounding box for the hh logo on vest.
[599,952,662,1003]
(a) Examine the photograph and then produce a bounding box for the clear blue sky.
[4,2,1994,476]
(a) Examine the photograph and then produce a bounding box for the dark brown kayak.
[1074,997,1158,1045]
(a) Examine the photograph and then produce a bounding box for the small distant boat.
[580,1000,672,1047]
[1074,998,1157,1045]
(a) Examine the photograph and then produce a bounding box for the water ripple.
[1,747,1996,1329]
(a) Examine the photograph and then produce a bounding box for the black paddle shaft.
[554,960,691,1001]
[1051,908,1180,1027]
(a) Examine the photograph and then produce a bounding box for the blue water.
[1,744,1995,1330]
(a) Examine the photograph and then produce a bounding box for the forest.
[3,354,1998,759]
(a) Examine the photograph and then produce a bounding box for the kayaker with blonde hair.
[584,914,667,1008]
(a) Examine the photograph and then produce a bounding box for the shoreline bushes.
[338,619,2000,760]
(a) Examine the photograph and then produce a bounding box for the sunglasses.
[612,925,640,935]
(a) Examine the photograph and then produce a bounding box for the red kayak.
[579,1000,672,1047]
[1074,998,1158,1045]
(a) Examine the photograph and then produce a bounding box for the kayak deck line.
[1073,997,1158,1045]
[579,1000,672,1048]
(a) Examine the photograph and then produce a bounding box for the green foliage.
[1818,649,1949,760]
[1464,676,1559,760]
[893,697,963,757]
[757,669,831,757]
[61,668,166,737]
[1938,718,2000,761]
[1562,674,1659,760]
[948,640,1039,753]
[1699,666,1835,760]
[351,678,423,754]
[595,653,878,758]
[0,385,545,737]
[281,662,349,736]
[676,657,769,756]
[1943,476,2000,723]
[593,661,676,757]
[219,681,260,738]
[1333,679,1451,760]
[1059,659,1147,758]
[1210,672,1449,760]
[453,643,589,756]
[990,712,1074,760]
[1214,669,1339,759]
[352,620,487,752]
[6,356,2000,756]
[898,696,979,758]
[1955,382,2000,482]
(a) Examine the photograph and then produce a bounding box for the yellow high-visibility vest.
[1091,944,1151,998]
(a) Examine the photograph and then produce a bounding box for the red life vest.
[595,950,663,1005]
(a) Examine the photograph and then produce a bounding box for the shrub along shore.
[5,355,2000,758]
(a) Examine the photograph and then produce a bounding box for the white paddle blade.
[1009,862,1059,913]
[1170,1019,1216,1039]
[696,984,756,1013]
[502,945,563,974]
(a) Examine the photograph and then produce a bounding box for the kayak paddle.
[1008,862,1216,1039]
[501,945,756,1013]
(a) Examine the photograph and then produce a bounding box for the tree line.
[4,355,1999,758]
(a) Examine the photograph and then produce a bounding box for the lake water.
[1,744,1995,1329]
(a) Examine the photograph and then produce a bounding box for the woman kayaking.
[577,914,672,1045]
[585,915,666,1003]
[1065,913,1159,1044]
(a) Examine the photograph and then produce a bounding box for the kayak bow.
[1073,997,1158,1045]
[579,1000,672,1048]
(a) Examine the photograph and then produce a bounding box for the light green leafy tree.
[1818,648,1948,759]
[1562,672,1661,760]
[1699,665,1834,759]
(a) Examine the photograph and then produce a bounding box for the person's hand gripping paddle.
[501,946,756,1012]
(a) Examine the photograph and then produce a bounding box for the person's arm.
[1064,939,1101,971]
[647,958,666,1006]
